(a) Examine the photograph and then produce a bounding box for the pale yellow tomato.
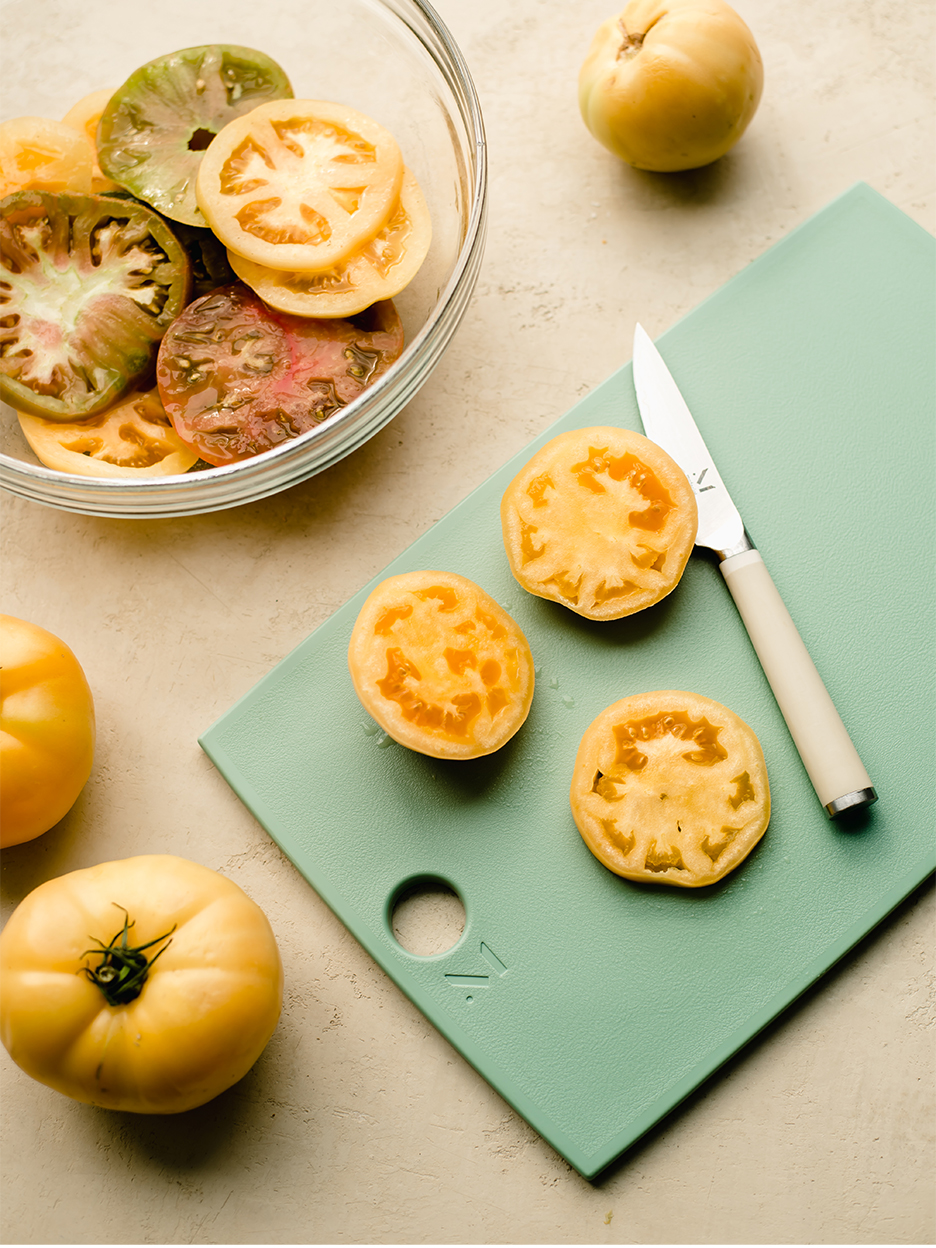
[500,426,697,621]
[196,99,404,272]
[570,690,770,887]
[0,614,95,849]
[227,167,432,318]
[0,116,95,197]
[60,88,121,193]
[348,570,535,760]
[0,855,284,1113]
[579,0,764,171]
[16,388,199,478]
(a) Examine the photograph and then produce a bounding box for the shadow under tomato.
[408,715,531,803]
[611,146,749,211]
[536,584,684,647]
[95,1040,282,1173]
[0,799,92,914]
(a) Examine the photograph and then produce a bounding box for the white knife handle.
[719,549,876,818]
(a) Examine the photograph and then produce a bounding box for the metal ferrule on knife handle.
[718,545,877,817]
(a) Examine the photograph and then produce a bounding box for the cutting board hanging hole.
[389,875,466,956]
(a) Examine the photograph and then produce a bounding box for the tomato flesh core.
[156,283,404,465]
[1,191,191,420]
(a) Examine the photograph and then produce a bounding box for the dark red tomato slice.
[1,190,192,421]
[156,283,405,466]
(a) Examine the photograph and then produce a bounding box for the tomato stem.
[81,905,175,1006]
[616,18,646,59]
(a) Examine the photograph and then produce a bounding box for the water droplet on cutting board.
[562,695,575,708]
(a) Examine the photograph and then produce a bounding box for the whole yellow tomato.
[0,615,95,848]
[578,0,764,172]
[0,855,284,1113]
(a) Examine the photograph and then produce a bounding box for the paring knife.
[631,323,877,818]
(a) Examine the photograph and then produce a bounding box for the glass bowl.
[0,0,486,518]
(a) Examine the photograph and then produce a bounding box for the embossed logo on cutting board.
[445,941,508,1002]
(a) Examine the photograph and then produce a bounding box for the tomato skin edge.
[0,855,284,1113]
[0,614,96,849]
[156,284,404,466]
[1,190,193,422]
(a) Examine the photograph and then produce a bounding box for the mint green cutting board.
[200,184,935,1179]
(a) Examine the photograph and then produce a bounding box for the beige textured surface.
[1,0,934,1243]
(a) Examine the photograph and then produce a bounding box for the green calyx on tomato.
[97,45,294,227]
[82,907,176,1007]
[0,190,192,421]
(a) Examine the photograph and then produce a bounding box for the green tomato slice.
[97,45,294,227]
[0,190,192,421]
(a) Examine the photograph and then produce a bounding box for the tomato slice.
[196,99,404,272]
[0,117,95,198]
[16,387,198,478]
[156,283,404,465]
[97,45,293,227]
[60,89,121,194]
[0,191,192,421]
[168,220,238,300]
[570,690,770,887]
[500,426,698,620]
[347,570,536,760]
[227,167,432,318]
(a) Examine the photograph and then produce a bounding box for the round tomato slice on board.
[347,570,536,760]
[227,167,432,318]
[569,690,770,888]
[156,283,404,465]
[16,388,198,478]
[500,425,698,620]
[196,99,404,272]
[0,191,191,421]
[97,45,293,227]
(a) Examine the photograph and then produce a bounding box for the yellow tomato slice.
[227,167,432,317]
[0,116,94,197]
[348,570,536,760]
[570,690,770,887]
[500,426,698,620]
[196,99,404,272]
[16,388,199,477]
[60,88,121,193]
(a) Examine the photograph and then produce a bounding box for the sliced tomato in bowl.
[156,283,405,466]
[96,45,293,227]
[15,387,199,478]
[0,191,191,421]
[60,89,122,194]
[0,117,96,198]
[195,99,404,273]
[227,167,432,318]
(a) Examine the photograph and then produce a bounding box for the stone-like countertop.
[1,1,933,1243]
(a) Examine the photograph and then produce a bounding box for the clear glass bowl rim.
[0,0,488,519]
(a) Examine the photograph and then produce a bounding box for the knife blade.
[631,323,877,819]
